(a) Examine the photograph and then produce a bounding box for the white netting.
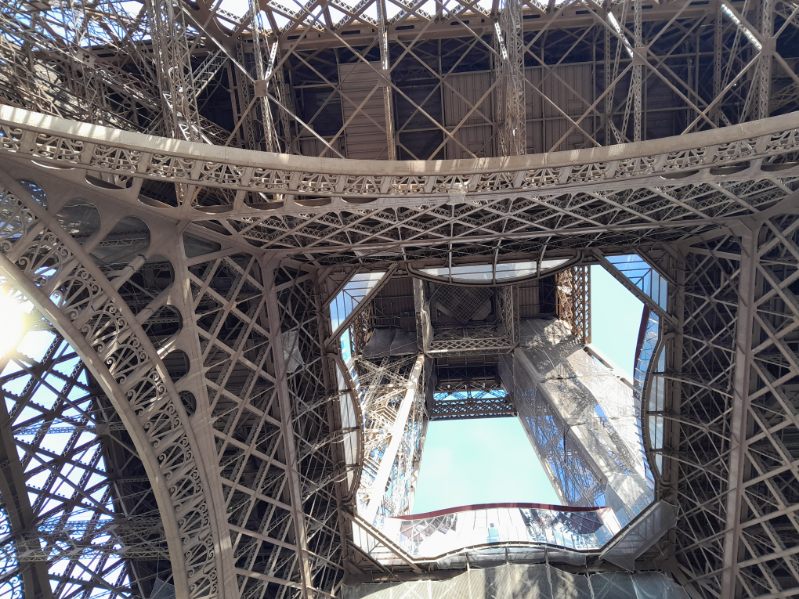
[342,564,688,599]
[507,319,654,526]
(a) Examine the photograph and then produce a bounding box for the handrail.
[393,502,604,521]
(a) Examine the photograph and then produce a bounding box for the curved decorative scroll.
[0,183,220,597]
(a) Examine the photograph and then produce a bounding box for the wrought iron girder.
[556,265,591,345]
[669,217,799,598]
[0,385,55,598]
[145,0,205,142]
[720,224,759,598]
[358,355,425,523]
[0,108,798,268]
[1,105,797,208]
[263,260,315,597]
[429,393,516,420]
[0,2,797,594]
[0,180,220,597]
[3,0,798,169]
[495,0,527,156]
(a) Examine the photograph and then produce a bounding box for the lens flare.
[0,286,32,357]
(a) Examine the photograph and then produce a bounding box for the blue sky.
[412,417,559,512]
[589,264,645,381]
[412,265,643,512]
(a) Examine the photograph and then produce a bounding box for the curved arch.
[2,105,795,181]
[408,257,575,286]
[0,105,796,213]
[0,180,221,597]
[641,337,668,483]
[0,304,171,597]
[0,507,23,597]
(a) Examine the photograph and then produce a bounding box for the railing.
[380,502,620,560]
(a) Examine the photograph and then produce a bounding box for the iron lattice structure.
[0,0,796,598]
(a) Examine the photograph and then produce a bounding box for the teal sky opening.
[412,417,559,512]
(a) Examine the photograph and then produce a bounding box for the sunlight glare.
[0,285,33,358]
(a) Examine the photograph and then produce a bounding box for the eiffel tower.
[0,1,797,597]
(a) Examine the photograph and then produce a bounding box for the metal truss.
[426,286,518,355]
[0,1,796,598]
[0,171,350,598]
[556,265,591,345]
[0,105,797,270]
[508,320,651,518]
[0,101,797,599]
[146,0,204,142]
[3,1,796,160]
[0,308,170,598]
[495,0,527,156]
[0,176,223,598]
[659,215,799,598]
[350,355,426,523]
[429,388,516,420]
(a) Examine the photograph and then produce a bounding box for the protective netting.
[350,317,666,562]
[504,319,653,528]
[387,504,616,557]
[343,563,688,598]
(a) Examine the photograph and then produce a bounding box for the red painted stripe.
[391,502,604,521]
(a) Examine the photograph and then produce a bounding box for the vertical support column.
[233,42,261,151]
[163,229,238,599]
[263,263,313,597]
[145,0,203,142]
[377,0,397,160]
[214,5,288,152]
[757,0,773,119]
[720,225,759,599]
[661,254,686,505]
[577,265,591,345]
[713,0,724,125]
[603,16,613,143]
[556,265,591,345]
[663,251,685,563]
[412,278,431,354]
[362,355,425,523]
[250,0,280,152]
[495,0,526,156]
[273,68,298,153]
[632,0,643,141]
[312,267,355,569]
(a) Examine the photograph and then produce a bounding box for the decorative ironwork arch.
[0,176,225,597]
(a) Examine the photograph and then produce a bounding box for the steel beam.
[495,0,526,156]
[377,0,397,160]
[362,355,425,523]
[146,0,204,142]
[263,261,314,596]
[0,393,55,599]
[719,225,758,598]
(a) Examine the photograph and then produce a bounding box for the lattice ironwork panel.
[429,391,517,421]
[556,265,591,345]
